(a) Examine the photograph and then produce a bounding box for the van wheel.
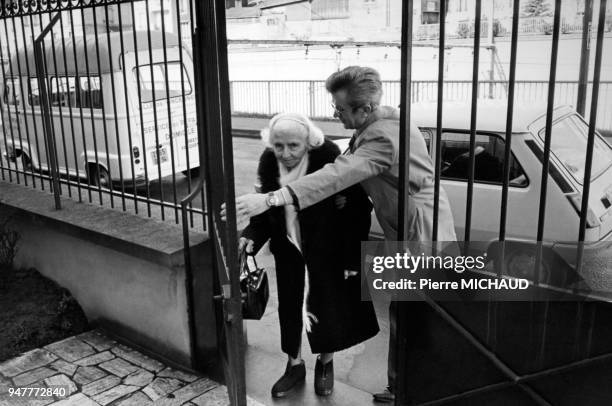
[15,151,33,172]
[88,165,111,188]
[498,245,551,284]
[182,167,200,178]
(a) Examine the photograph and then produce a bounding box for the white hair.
[260,112,325,149]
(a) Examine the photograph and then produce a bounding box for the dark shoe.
[271,360,306,398]
[314,357,334,396]
[373,386,395,403]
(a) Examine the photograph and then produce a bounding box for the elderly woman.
[240,112,379,398]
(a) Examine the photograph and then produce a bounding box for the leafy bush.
[0,219,19,268]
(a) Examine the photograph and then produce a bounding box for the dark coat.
[243,139,379,357]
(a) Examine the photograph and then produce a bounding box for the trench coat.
[285,108,457,242]
[243,139,380,358]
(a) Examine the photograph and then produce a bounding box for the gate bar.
[34,12,62,209]
[58,14,83,202]
[464,0,482,242]
[432,0,446,242]
[396,0,413,403]
[130,0,153,217]
[117,3,139,212]
[104,4,127,211]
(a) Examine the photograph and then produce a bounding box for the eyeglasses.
[330,102,346,113]
[331,102,367,114]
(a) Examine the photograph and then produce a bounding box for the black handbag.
[239,249,269,320]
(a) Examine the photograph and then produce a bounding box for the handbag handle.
[239,246,259,282]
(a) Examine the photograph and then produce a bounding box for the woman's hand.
[238,237,255,254]
[220,193,269,223]
[335,194,347,209]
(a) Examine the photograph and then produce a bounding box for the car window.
[538,115,612,185]
[440,131,528,186]
[133,62,192,103]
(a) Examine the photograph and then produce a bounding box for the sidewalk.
[0,330,264,406]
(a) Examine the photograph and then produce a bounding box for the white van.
[1,31,198,187]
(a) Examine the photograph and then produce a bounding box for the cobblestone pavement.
[0,329,264,406]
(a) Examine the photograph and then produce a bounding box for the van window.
[50,77,77,108]
[440,132,527,186]
[3,78,20,106]
[28,77,102,109]
[78,77,103,109]
[28,79,41,106]
[134,62,192,103]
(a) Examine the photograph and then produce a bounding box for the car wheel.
[502,246,551,285]
[15,152,33,173]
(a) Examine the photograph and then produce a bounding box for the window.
[311,0,349,20]
[28,76,102,109]
[28,79,40,106]
[3,78,20,106]
[50,77,77,108]
[134,62,192,103]
[78,77,103,109]
[539,115,612,185]
[439,132,527,186]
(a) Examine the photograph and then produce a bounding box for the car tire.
[497,245,552,285]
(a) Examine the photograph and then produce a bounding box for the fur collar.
[258,138,340,193]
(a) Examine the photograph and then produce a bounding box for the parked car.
[1,31,198,188]
[336,101,612,285]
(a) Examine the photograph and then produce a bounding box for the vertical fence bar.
[576,0,593,116]
[30,14,53,191]
[79,8,104,204]
[34,13,62,209]
[49,20,71,197]
[117,3,139,212]
[0,29,13,183]
[144,0,166,221]
[499,0,520,242]
[175,0,195,226]
[576,0,606,301]
[432,0,446,242]
[58,13,82,202]
[11,17,35,188]
[131,1,153,217]
[159,0,179,223]
[92,8,115,207]
[104,3,127,211]
[396,0,413,404]
[464,0,482,242]
[533,0,562,370]
[2,19,22,185]
[20,15,45,189]
[69,10,92,203]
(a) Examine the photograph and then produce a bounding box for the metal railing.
[229,79,612,131]
[0,2,205,230]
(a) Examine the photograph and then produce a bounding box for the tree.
[522,0,552,17]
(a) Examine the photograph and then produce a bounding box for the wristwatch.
[265,192,280,207]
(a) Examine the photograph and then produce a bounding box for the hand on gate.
[220,193,269,224]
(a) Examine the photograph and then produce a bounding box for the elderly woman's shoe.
[271,360,306,398]
[314,357,334,396]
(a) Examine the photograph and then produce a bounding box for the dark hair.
[325,66,383,108]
